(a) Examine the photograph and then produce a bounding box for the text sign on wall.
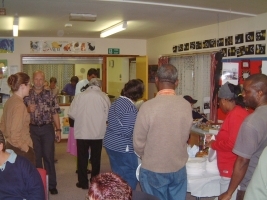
[108,48,120,54]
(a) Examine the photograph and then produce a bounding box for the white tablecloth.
[187,171,220,197]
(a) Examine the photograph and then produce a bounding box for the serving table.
[187,172,220,200]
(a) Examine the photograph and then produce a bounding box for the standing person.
[75,68,98,95]
[24,70,61,195]
[103,79,144,190]
[206,82,249,200]
[219,74,267,200]
[244,146,267,200]
[0,131,45,200]
[183,95,208,123]
[69,78,110,189]
[49,77,59,96]
[61,75,79,96]
[133,64,193,200]
[0,72,35,165]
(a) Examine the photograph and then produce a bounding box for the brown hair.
[88,172,132,200]
[7,72,30,92]
[121,79,144,101]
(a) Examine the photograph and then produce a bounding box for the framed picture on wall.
[148,65,158,83]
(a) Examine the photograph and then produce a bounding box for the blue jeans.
[105,148,138,189]
[139,166,187,200]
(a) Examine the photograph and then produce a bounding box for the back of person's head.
[218,82,245,108]
[70,76,79,84]
[87,68,98,77]
[7,72,30,92]
[50,77,57,83]
[245,74,267,96]
[88,172,132,200]
[121,79,144,101]
[0,130,6,152]
[89,78,102,88]
[156,64,178,84]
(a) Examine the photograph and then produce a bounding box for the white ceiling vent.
[69,13,97,21]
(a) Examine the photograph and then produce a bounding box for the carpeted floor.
[50,141,215,200]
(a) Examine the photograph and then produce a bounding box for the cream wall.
[147,12,267,64]
[75,64,102,81]
[0,37,146,69]
[107,57,129,97]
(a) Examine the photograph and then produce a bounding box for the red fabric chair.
[37,168,49,200]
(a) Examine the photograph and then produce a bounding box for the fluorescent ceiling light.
[69,13,97,21]
[13,16,19,37]
[100,21,127,38]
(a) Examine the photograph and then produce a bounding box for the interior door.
[136,56,148,100]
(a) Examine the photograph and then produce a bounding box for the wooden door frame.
[21,54,139,93]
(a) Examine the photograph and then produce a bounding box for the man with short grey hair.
[133,64,193,200]
[69,78,110,189]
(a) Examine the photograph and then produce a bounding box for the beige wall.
[107,57,129,97]
[75,64,102,81]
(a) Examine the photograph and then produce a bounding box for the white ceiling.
[0,0,266,39]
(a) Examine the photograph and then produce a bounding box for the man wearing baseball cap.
[183,95,208,123]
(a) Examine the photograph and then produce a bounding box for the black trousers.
[30,124,57,189]
[77,139,102,187]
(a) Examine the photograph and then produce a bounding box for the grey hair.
[89,78,102,88]
[156,64,178,84]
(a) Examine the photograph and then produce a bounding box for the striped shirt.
[103,96,138,153]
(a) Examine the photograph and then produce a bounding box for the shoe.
[76,182,88,189]
[49,188,58,195]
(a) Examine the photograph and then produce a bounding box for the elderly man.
[133,64,193,200]
[219,74,267,200]
[69,78,110,189]
[24,71,61,195]
[75,68,98,95]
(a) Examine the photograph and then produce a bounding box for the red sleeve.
[212,109,247,152]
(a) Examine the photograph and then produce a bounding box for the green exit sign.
[108,48,120,54]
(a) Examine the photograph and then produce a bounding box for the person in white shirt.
[75,68,98,95]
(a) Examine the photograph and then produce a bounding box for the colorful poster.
[0,39,14,53]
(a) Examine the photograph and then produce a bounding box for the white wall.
[0,37,146,70]
[147,12,267,64]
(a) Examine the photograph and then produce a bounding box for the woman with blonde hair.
[0,72,35,165]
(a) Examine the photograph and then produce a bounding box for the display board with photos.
[172,29,266,58]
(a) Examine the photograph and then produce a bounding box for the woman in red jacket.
[206,81,249,200]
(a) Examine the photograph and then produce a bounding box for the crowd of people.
[0,65,267,200]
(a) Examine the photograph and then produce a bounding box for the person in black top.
[183,95,208,123]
